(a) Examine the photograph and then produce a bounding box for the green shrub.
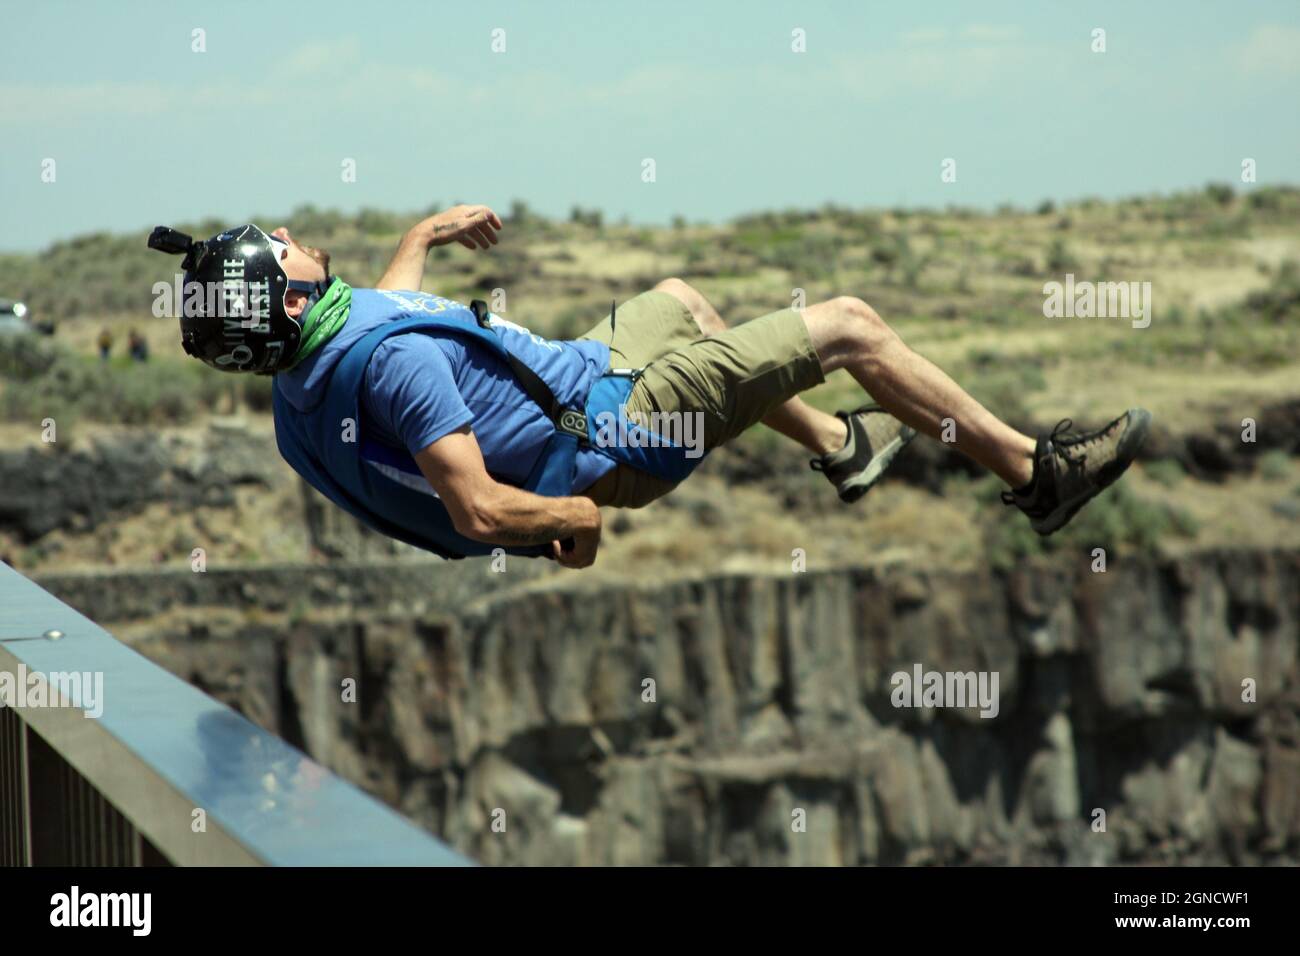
[1247,189,1283,212]
[901,253,928,289]
[1144,458,1186,488]
[0,333,59,380]
[955,267,973,294]
[1204,182,1235,206]
[1244,261,1300,322]
[1203,213,1251,239]
[1259,449,1291,481]
[1005,255,1037,277]
[0,337,240,428]
[957,350,1047,422]
[355,207,401,236]
[286,205,347,236]
[1046,238,1076,274]
[749,232,845,280]
[569,206,603,228]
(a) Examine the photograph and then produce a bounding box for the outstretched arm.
[413,425,601,568]
[376,204,504,291]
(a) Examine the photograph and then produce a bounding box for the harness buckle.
[469,299,492,328]
[557,409,588,440]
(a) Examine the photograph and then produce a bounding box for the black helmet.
[147,223,330,374]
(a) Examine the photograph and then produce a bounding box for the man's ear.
[284,290,308,318]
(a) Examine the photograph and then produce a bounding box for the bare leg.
[654,279,847,456]
[798,296,1035,488]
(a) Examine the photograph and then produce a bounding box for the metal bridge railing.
[0,560,471,866]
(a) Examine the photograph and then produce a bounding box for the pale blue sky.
[1,0,1297,251]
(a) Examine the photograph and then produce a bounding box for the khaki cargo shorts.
[576,290,824,507]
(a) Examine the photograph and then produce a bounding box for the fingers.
[466,206,499,249]
[442,205,502,251]
[472,224,497,249]
[551,539,594,569]
[458,222,490,250]
[470,205,502,231]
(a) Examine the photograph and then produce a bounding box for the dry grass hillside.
[2,186,1299,579]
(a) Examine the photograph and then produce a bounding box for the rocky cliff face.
[36,548,1300,866]
[0,422,423,567]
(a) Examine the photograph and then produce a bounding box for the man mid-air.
[148,205,1150,568]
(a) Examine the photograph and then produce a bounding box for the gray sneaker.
[810,404,917,503]
[1001,408,1152,535]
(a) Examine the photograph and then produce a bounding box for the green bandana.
[282,278,352,371]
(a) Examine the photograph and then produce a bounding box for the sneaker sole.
[837,426,918,504]
[1031,408,1152,535]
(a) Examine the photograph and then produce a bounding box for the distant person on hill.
[147,209,1150,569]
[128,329,150,363]
[97,328,113,362]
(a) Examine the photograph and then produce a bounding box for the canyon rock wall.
[35,548,1300,866]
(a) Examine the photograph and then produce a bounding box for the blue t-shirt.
[275,288,616,492]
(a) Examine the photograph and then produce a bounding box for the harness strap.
[470,299,589,442]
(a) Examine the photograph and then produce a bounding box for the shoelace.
[1051,416,1124,466]
[1002,418,1099,507]
[1049,419,1085,465]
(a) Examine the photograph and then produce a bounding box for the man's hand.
[376,204,504,290]
[423,204,502,250]
[552,519,601,569]
[413,427,602,568]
